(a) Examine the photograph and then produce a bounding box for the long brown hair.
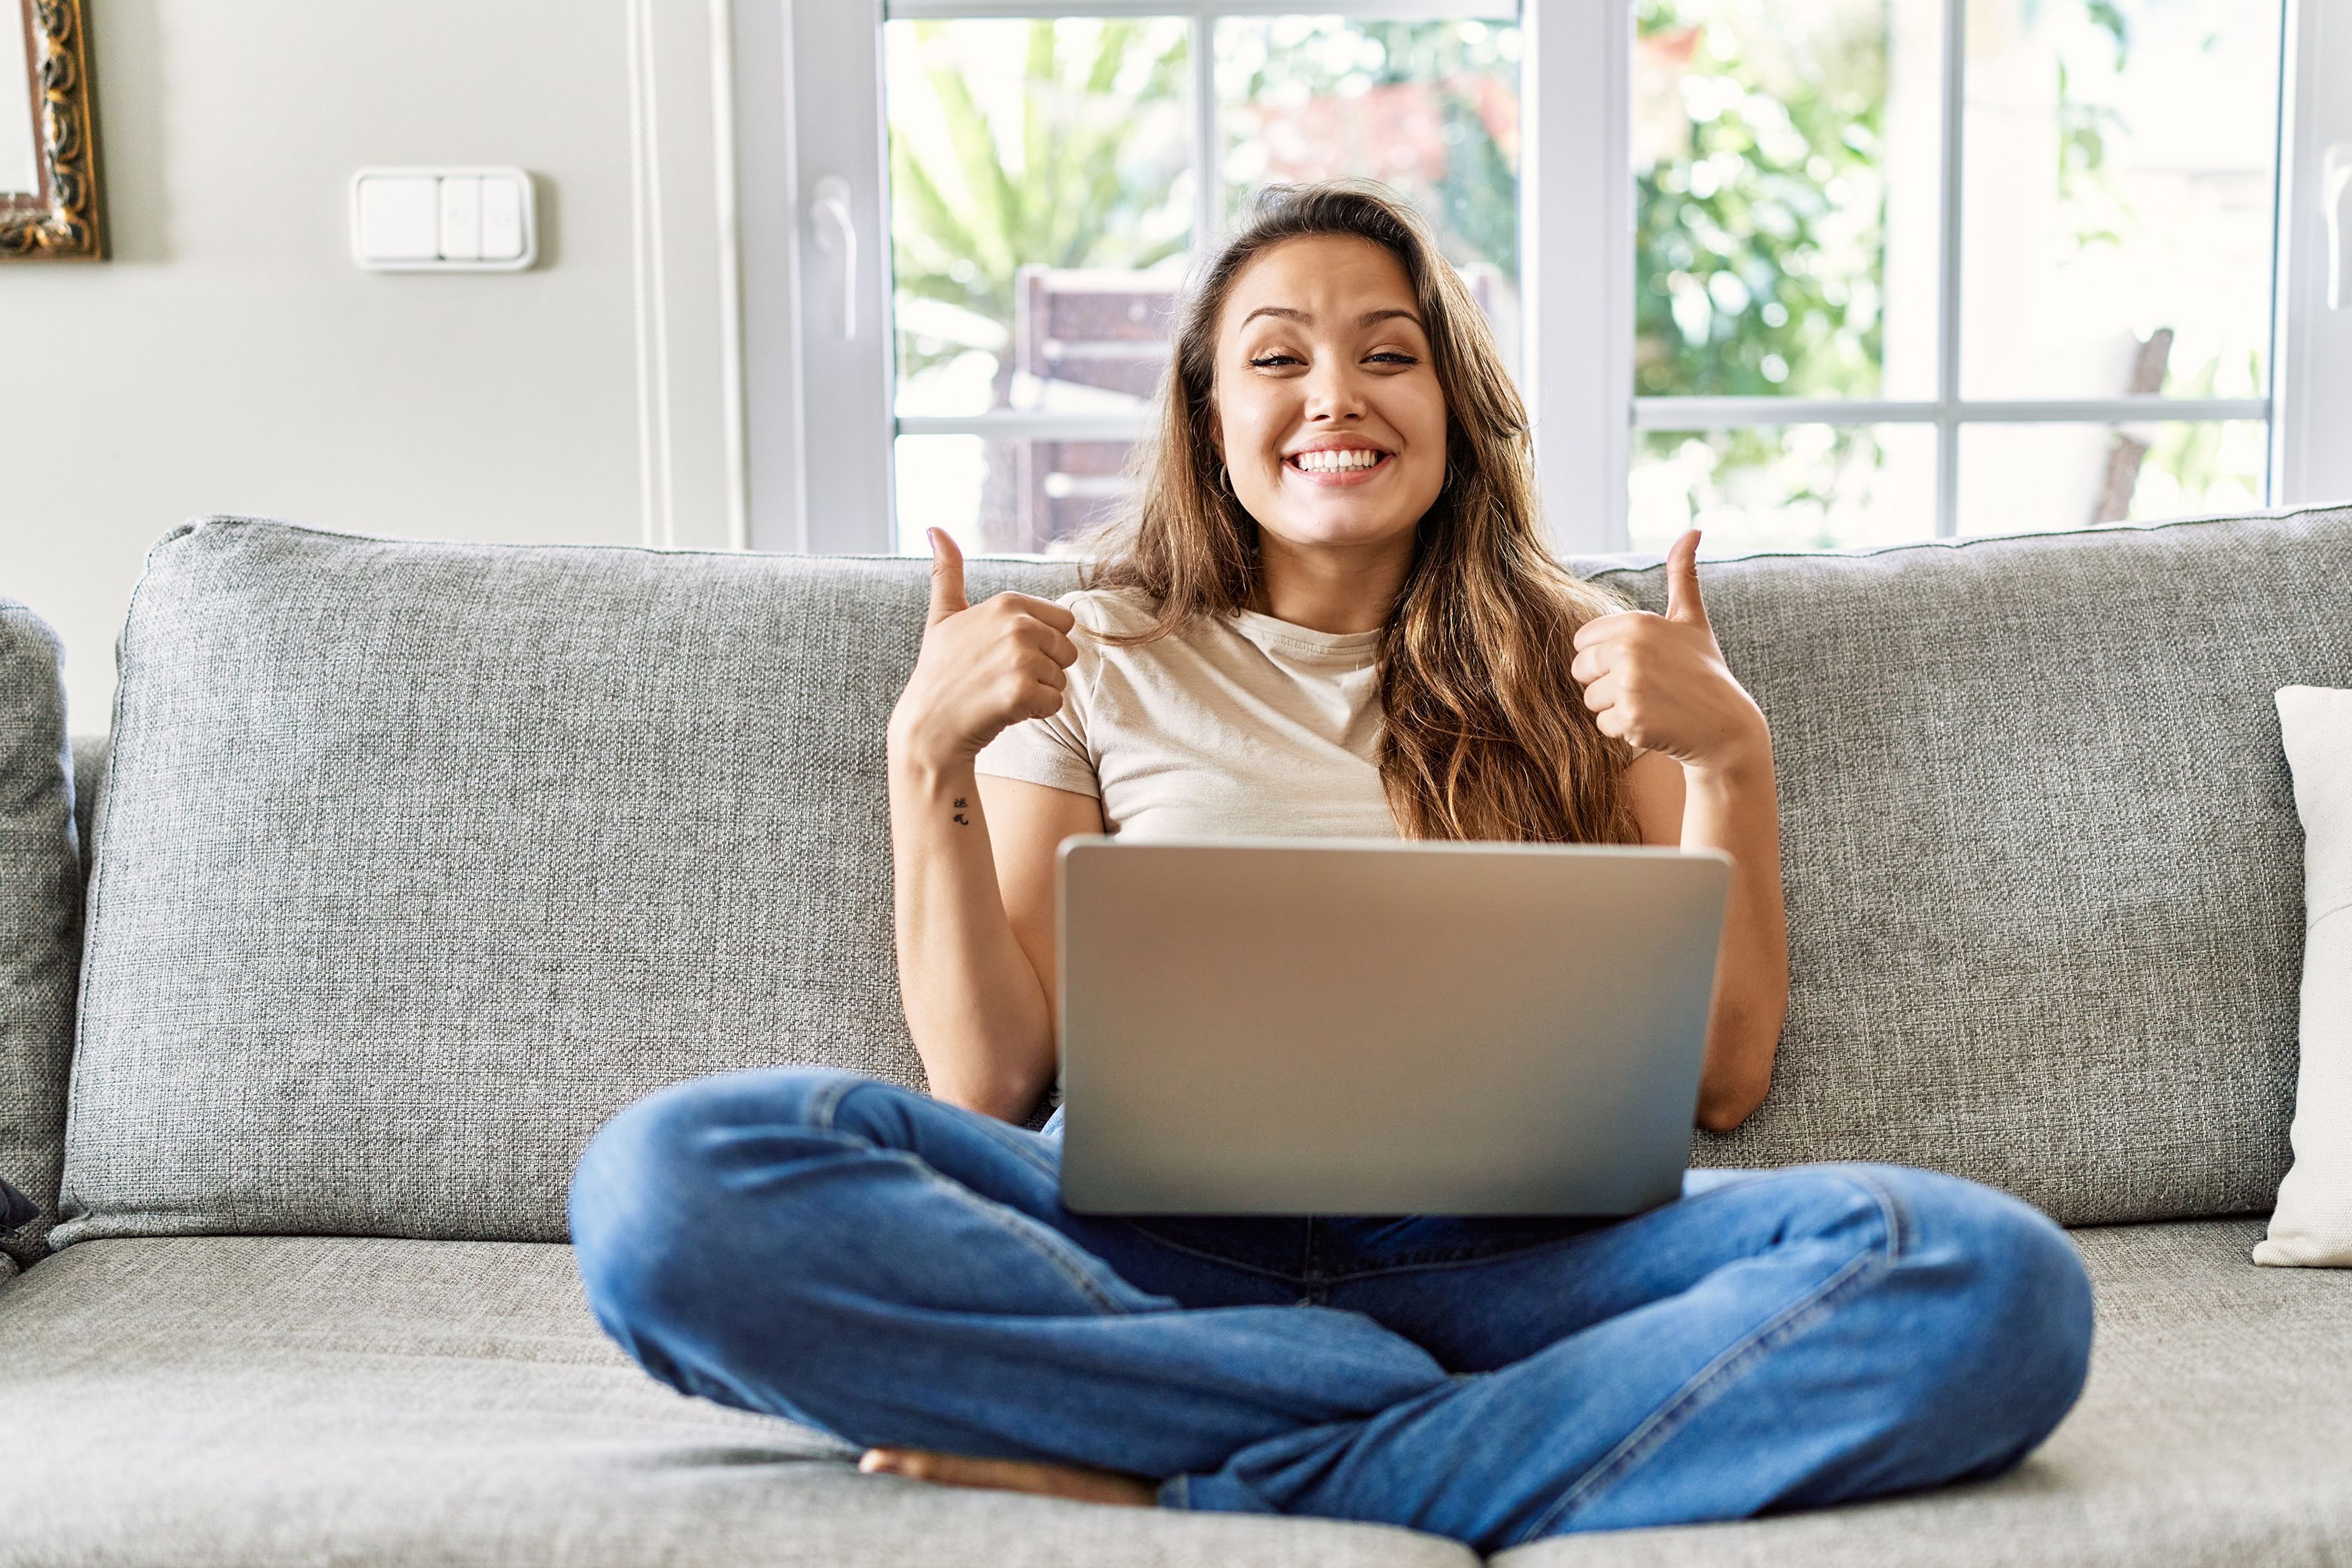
[1078,179,1640,844]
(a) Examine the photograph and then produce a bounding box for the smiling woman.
[1215,259,1450,600]
[1080,181,1640,847]
[566,175,2102,1553]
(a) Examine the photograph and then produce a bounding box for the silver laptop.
[1055,837,1731,1216]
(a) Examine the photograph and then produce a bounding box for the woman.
[568,181,2092,1553]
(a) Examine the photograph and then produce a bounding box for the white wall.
[1,0,740,730]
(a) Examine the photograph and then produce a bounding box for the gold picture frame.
[1,0,101,259]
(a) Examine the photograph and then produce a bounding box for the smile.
[1298,446,1383,479]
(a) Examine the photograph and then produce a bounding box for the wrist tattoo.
[952,796,969,826]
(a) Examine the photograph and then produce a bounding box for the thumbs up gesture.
[1568,529,1769,776]
[886,529,1081,772]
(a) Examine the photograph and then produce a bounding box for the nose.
[1302,355,1369,424]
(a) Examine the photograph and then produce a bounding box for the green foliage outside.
[1631,0,1893,548]
[1214,20,1522,279]
[888,19,1190,399]
[886,6,2258,548]
[1633,0,1886,401]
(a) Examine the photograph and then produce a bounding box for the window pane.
[1217,17,1523,381]
[885,18,1192,419]
[1958,0,2281,400]
[1630,424,1937,553]
[1633,0,1938,401]
[896,434,1137,556]
[1957,421,2266,536]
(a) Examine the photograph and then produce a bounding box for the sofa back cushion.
[1595,504,2352,1220]
[0,603,83,1264]
[58,520,1076,1246]
[54,507,2352,1242]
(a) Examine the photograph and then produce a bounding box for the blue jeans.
[567,1067,2092,1553]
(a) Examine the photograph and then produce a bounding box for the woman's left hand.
[1569,528,1769,777]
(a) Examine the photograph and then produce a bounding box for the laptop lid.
[1056,837,1730,1216]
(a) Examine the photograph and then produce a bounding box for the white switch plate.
[438,175,482,261]
[480,176,524,262]
[350,166,537,272]
[355,175,439,262]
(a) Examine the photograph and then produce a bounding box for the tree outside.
[883,3,2275,555]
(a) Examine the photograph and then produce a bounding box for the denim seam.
[1510,1170,1909,1546]
[1316,1230,1604,1286]
[1112,1221,1307,1287]
[822,1075,1068,1187]
[1319,1170,1781,1285]
[895,1152,1141,1316]
[808,1077,1135,1315]
[804,1070,864,1133]
[965,1119,1067,1184]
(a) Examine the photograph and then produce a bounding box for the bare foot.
[858,1446,1159,1508]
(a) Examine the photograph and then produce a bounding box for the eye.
[1248,353,1301,368]
[1369,352,1418,365]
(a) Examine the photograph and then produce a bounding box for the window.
[1629,0,2284,552]
[740,0,2352,558]
[886,7,1523,555]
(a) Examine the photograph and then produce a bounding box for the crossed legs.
[567,1067,2092,1553]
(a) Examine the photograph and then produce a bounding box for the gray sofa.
[1,508,2348,1567]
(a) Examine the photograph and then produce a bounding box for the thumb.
[926,528,968,627]
[1664,528,1710,630]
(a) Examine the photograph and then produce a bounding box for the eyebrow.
[1239,306,1426,331]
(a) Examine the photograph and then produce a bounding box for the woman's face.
[1210,234,1450,557]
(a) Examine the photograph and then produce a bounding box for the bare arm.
[1577,528,1789,1134]
[1621,747,1789,1132]
[886,531,1102,1122]
[977,773,1106,1053]
[887,759,1101,1119]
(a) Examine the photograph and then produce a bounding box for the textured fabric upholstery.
[1585,506,2352,1221]
[1,1222,2341,1566]
[59,518,1080,1246]
[0,1234,1473,1568]
[0,600,81,1266]
[1494,1219,2352,1567]
[71,733,106,883]
[58,508,2352,1244]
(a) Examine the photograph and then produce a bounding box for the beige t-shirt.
[973,588,1400,841]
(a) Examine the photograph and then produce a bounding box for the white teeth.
[1292,449,1384,473]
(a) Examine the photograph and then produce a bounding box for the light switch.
[355,175,439,262]
[480,175,524,262]
[349,166,538,272]
[438,175,482,261]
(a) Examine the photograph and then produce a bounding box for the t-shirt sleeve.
[973,592,1099,798]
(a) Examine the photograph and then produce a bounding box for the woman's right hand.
[886,528,1080,771]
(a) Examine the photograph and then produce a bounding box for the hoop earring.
[1217,463,1234,498]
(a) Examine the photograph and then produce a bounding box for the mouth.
[1282,447,1394,488]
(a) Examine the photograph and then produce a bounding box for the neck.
[1249,528,1416,635]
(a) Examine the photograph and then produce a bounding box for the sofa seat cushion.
[1496,1219,2352,1567]
[0,1234,1472,1568]
[4,1224,2345,1567]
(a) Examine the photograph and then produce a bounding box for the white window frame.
[2276,0,2352,506]
[732,0,2352,558]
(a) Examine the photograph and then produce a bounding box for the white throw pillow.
[2255,685,2352,1266]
